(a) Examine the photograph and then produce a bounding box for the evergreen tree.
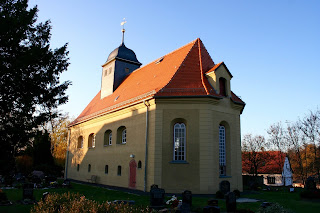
[0,0,71,174]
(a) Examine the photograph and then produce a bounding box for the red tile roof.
[70,38,245,126]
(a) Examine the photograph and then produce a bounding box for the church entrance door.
[129,160,137,188]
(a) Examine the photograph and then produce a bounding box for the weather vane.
[121,18,127,44]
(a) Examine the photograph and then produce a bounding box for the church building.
[65,34,245,194]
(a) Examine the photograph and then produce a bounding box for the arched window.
[77,164,80,171]
[105,165,108,174]
[88,133,95,148]
[104,130,112,146]
[219,77,227,97]
[117,166,121,176]
[117,126,127,144]
[138,161,142,169]
[88,164,91,172]
[77,136,83,148]
[219,125,226,176]
[173,123,186,161]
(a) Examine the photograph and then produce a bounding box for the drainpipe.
[143,100,149,192]
[64,128,71,180]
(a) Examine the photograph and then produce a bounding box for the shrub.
[233,189,240,198]
[31,192,154,213]
[215,190,224,199]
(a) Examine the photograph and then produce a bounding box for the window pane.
[173,123,186,161]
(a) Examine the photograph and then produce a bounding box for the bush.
[31,192,154,213]
[233,189,240,198]
[215,190,224,199]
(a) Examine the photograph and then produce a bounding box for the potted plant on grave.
[166,195,180,211]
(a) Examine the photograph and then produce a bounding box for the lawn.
[1,182,319,213]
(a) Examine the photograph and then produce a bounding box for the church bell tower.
[101,20,141,99]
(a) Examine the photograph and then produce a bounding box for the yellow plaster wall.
[66,101,155,191]
[66,96,243,194]
[156,97,242,194]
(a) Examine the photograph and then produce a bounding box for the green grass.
[1,183,320,213]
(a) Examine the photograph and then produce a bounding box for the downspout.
[64,128,71,180]
[143,100,149,192]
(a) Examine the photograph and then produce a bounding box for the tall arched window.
[104,130,112,146]
[219,77,227,97]
[77,136,83,148]
[219,125,226,176]
[173,123,186,161]
[117,126,127,144]
[88,133,95,148]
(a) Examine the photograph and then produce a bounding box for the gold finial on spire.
[120,18,127,44]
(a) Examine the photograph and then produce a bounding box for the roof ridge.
[197,39,209,95]
[155,39,198,93]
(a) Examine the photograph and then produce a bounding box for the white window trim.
[173,123,186,161]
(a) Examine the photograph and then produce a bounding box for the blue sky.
[28,0,320,137]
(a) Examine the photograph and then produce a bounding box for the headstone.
[203,206,220,213]
[305,177,316,191]
[22,183,34,200]
[219,181,230,195]
[150,186,165,209]
[182,190,192,206]
[180,190,192,213]
[225,192,236,212]
[151,184,159,189]
[289,187,294,192]
[207,199,218,206]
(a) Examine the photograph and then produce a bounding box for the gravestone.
[203,206,220,213]
[22,183,34,200]
[207,199,218,206]
[182,190,192,206]
[225,192,236,212]
[219,181,230,194]
[180,190,192,213]
[305,177,316,191]
[203,199,220,213]
[150,185,165,210]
